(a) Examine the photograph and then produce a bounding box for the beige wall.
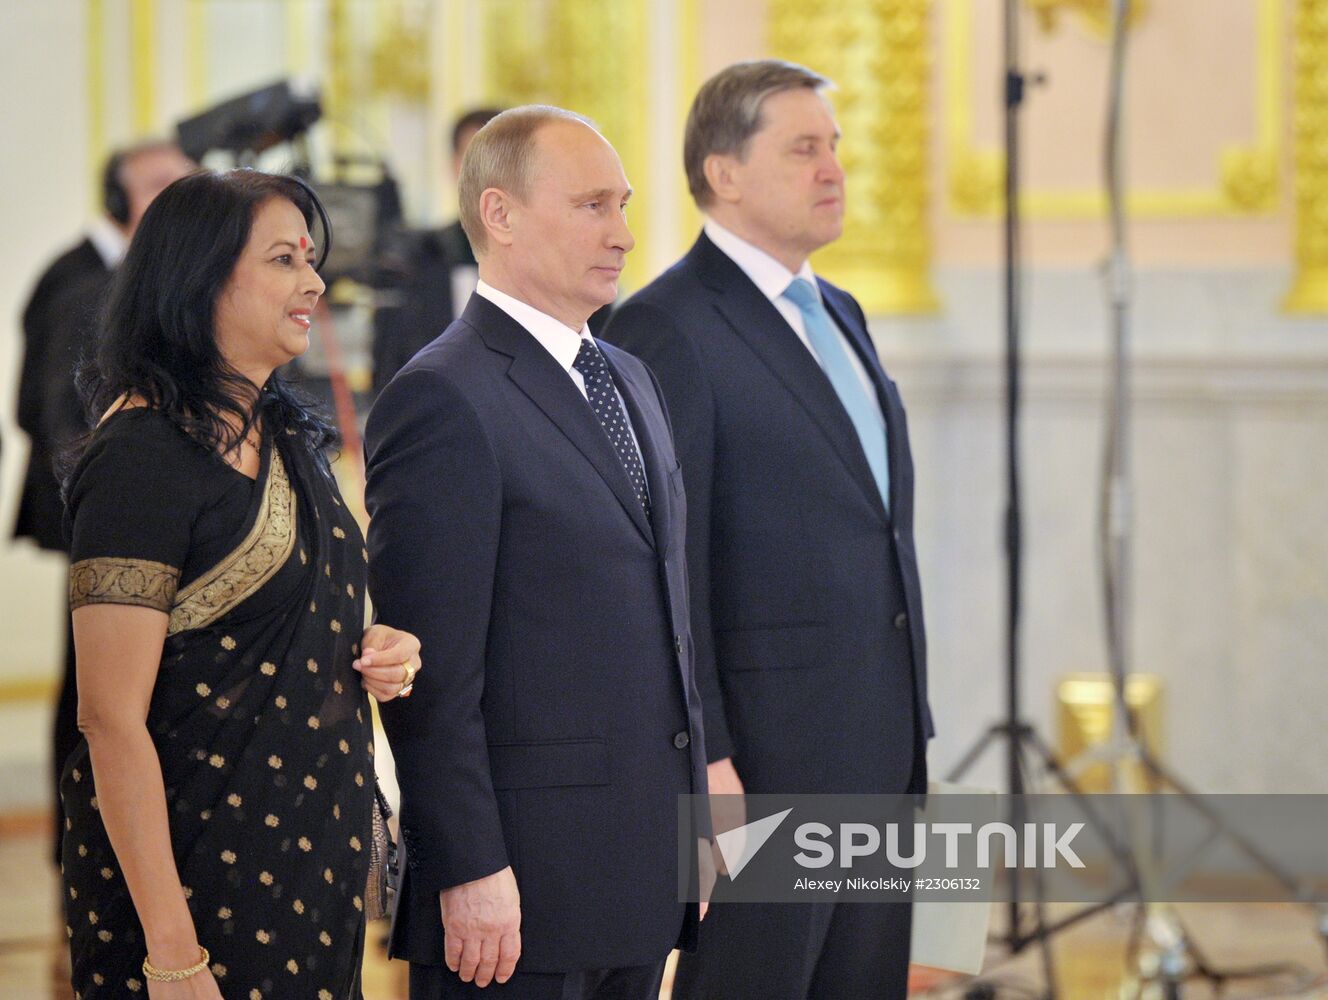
[932,0,1292,266]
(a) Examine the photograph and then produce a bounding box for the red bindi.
[299,236,308,250]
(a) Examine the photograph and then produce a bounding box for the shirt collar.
[87,215,128,268]
[475,279,592,374]
[703,217,819,304]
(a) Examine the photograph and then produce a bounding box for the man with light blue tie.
[604,60,933,999]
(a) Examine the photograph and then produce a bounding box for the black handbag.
[365,780,399,921]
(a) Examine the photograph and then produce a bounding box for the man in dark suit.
[365,105,708,1000]
[16,140,191,551]
[12,139,193,863]
[604,60,935,999]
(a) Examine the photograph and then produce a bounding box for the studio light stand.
[944,5,1142,997]
[950,2,1321,997]
[1062,1,1315,996]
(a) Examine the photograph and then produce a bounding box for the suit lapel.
[466,296,655,547]
[877,377,910,529]
[694,236,888,525]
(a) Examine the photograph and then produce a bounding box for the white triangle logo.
[715,808,793,879]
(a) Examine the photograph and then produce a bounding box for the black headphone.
[102,151,130,225]
[285,173,333,273]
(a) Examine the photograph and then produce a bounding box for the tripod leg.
[1137,749,1306,898]
[1019,742,1060,1000]
[1031,875,1058,1000]
[1025,727,1144,897]
[945,724,1003,784]
[1006,734,1031,952]
[1124,901,1148,1000]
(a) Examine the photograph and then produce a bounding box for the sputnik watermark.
[680,793,1328,904]
[792,821,1086,871]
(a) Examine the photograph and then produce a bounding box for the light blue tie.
[782,278,889,509]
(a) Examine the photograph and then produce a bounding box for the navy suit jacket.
[365,294,707,972]
[604,233,933,797]
[15,237,111,550]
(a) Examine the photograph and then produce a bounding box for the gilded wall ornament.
[770,0,941,314]
[1284,0,1328,313]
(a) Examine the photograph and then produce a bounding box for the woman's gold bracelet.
[142,945,210,982]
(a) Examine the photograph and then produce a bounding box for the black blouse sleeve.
[66,412,203,615]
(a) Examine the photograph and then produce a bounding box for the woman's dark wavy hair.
[75,168,337,463]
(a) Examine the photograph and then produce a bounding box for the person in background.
[371,107,503,395]
[61,168,421,998]
[604,60,934,999]
[11,139,195,866]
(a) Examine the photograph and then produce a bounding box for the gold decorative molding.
[1026,0,1150,37]
[945,0,1284,219]
[87,0,107,213]
[0,678,58,706]
[185,0,206,109]
[769,0,941,315]
[1284,0,1328,313]
[326,0,357,163]
[285,0,310,80]
[130,0,156,133]
[677,0,703,253]
[370,2,431,103]
[481,0,652,290]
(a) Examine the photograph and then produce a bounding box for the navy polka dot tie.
[573,339,651,519]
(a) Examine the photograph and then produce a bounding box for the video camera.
[175,79,402,283]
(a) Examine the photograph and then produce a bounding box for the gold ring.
[398,682,414,698]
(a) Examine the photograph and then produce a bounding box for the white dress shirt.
[87,216,128,269]
[450,265,480,321]
[474,279,647,471]
[703,218,880,407]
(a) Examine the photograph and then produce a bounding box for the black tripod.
[944,3,1142,995]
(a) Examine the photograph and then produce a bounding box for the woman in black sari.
[60,169,421,999]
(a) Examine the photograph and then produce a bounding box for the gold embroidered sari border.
[167,449,298,636]
[69,558,180,614]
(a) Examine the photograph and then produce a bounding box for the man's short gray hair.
[683,60,832,209]
[457,104,597,255]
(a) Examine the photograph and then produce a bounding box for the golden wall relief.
[769,0,941,314]
[1285,0,1328,313]
[482,0,653,289]
[945,0,1283,220]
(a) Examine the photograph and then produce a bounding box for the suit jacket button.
[673,731,691,749]
[674,635,684,657]
[894,611,908,630]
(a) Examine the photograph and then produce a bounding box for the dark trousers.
[672,900,912,1000]
[409,959,667,1000]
